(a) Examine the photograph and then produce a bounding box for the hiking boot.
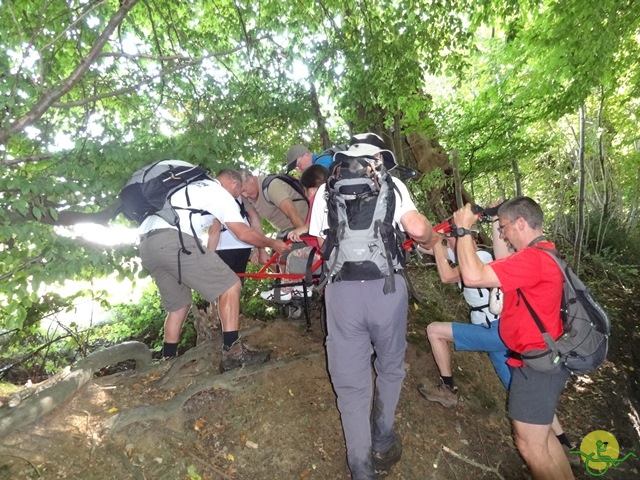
[417,380,458,408]
[219,339,271,373]
[372,435,403,476]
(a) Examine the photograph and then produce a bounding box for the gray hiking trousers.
[325,274,408,480]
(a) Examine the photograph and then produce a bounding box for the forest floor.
[0,263,639,480]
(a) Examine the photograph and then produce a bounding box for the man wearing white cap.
[309,142,437,479]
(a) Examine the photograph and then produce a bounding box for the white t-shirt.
[308,177,417,238]
[139,177,245,241]
[447,247,497,326]
[217,197,252,250]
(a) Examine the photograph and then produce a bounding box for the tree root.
[155,340,217,389]
[441,445,505,480]
[106,441,146,480]
[0,452,41,477]
[101,351,323,435]
[0,341,152,438]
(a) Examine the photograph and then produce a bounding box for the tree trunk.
[574,104,586,273]
[451,149,463,209]
[310,84,331,149]
[595,86,609,253]
[511,158,522,197]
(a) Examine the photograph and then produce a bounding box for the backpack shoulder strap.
[262,174,307,205]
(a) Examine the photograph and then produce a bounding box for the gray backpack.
[321,156,404,294]
[518,247,610,374]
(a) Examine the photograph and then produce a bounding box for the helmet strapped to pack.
[321,151,404,294]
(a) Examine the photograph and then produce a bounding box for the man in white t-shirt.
[208,169,269,274]
[137,161,289,372]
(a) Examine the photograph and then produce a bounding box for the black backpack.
[119,160,212,225]
[261,174,308,206]
[518,247,610,374]
[118,161,213,274]
[321,155,404,294]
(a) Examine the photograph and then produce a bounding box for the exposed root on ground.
[101,351,323,435]
[441,445,505,480]
[0,342,152,438]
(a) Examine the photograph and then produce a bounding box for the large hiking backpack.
[518,247,610,374]
[321,155,404,294]
[261,174,308,206]
[119,160,212,225]
[119,160,213,276]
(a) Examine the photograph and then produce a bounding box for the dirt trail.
[0,266,638,480]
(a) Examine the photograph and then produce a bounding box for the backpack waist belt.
[330,269,402,283]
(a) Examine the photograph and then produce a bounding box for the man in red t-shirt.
[452,197,573,480]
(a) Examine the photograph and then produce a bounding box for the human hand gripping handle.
[271,239,291,255]
[453,203,479,230]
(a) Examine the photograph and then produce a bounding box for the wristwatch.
[453,227,476,237]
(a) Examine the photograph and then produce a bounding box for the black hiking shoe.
[372,435,402,477]
[219,339,271,373]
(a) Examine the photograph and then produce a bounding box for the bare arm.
[207,220,222,251]
[277,197,307,229]
[487,199,510,259]
[245,201,264,235]
[491,218,511,259]
[400,210,438,250]
[245,200,269,263]
[453,204,501,288]
[431,240,461,284]
[226,222,290,255]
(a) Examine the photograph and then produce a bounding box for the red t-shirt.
[490,241,564,366]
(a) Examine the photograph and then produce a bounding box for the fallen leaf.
[299,470,310,478]
[228,453,234,461]
[194,418,207,431]
[245,440,258,449]
[108,407,118,414]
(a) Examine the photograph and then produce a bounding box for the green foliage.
[239,266,280,320]
[1,0,640,358]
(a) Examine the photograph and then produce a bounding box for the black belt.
[139,229,172,242]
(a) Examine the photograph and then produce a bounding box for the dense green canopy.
[1,0,639,329]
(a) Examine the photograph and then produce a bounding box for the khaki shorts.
[139,229,239,313]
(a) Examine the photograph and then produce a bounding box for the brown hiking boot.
[373,435,403,477]
[417,380,458,408]
[219,339,271,373]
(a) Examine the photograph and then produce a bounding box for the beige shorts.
[139,229,239,313]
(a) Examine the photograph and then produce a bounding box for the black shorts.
[216,248,252,274]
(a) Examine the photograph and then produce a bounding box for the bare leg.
[551,415,563,436]
[217,279,242,332]
[164,304,191,343]
[513,420,574,480]
[426,323,454,377]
